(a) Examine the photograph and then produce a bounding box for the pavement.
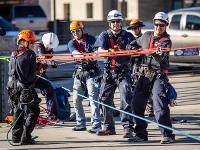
[0,73,200,150]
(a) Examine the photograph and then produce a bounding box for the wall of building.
[55,0,104,21]
[126,0,138,19]
[103,0,118,20]
[138,0,172,21]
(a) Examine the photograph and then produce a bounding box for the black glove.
[51,61,58,68]
[126,40,140,50]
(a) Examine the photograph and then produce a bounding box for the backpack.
[166,83,177,106]
[55,87,71,120]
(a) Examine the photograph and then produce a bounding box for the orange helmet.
[17,29,36,43]
[127,19,145,30]
[70,20,84,31]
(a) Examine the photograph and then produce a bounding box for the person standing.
[129,12,175,144]
[127,19,154,117]
[67,20,101,133]
[94,10,135,138]
[33,32,59,119]
[7,29,40,145]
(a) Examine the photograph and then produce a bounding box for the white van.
[0,4,48,34]
[168,7,200,64]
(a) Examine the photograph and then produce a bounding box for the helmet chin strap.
[109,24,122,35]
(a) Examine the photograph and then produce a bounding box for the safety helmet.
[70,20,84,31]
[127,19,145,30]
[17,29,36,43]
[153,12,169,24]
[42,32,59,49]
[107,10,123,21]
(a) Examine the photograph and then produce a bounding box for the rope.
[0,45,200,64]
[61,86,200,143]
[6,111,23,146]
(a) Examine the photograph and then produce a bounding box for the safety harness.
[148,33,169,74]
[8,48,28,88]
[107,30,125,70]
[73,34,87,53]
[73,34,100,89]
[149,33,168,49]
[35,42,54,75]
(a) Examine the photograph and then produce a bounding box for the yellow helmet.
[127,19,145,30]
[70,20,84,31]
[17,29,36,43]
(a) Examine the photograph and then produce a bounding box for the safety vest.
[107,30,125,70]
[73,34,87,53]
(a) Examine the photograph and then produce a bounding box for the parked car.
[0,15,43,38]
[0,4,48,34]
[0,16,18,36]
[168,7,200,64]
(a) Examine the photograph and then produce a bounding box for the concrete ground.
[0,73,200,150]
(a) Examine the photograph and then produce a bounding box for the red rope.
[37,45,200,62]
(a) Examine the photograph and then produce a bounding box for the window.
[173,0,200,9]
[169,15,182,30]
[0,5,12,21]
[14,6,46,18]
[64,3,70,21]
[86,3,93,18]
[186,15,200,30]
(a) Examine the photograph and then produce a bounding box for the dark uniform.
[33,41,58,118]
[7,46,40,144]
[130,31,173,140]
[94,29,134,136]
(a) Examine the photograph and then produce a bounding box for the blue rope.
[62,86,200,143]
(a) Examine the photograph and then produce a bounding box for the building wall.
[103,0,118,20]
[138,0,172,21]
[38,0,173,22]
[126,0,138,19]
[55,0,103,21]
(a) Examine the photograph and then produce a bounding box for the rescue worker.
[67,20,101,133]
[127,18,145,39]
[33,32,59,119]
[7,29,40,145]
[127,19,154,117]
[94,10,134,138]
[34,32,58,77]
[129,12,175,143]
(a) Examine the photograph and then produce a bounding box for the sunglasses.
[71,29,82,34]
[111,20,121,23]
[29,41,35,44]
[154,23,166,27]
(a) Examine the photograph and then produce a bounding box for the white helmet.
[107,10,123,21]
[42,32,59,49]
[153,12,169,24]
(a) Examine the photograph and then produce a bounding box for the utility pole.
[53,0,57,34]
